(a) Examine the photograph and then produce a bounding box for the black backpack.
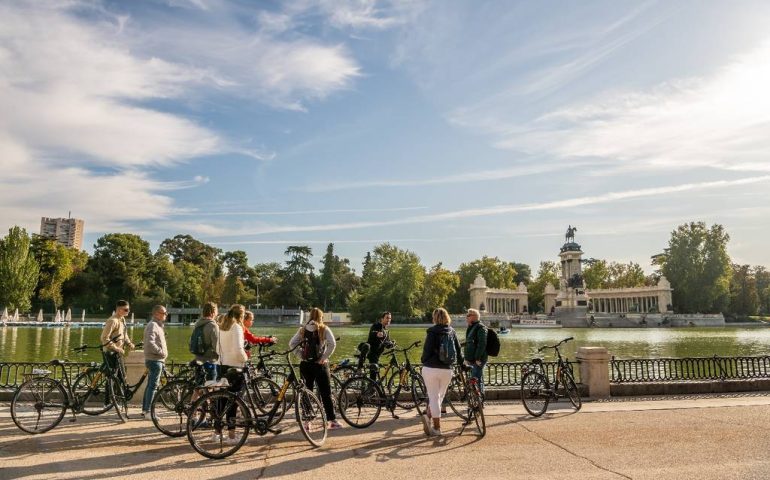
[301,328,322,362]
[189,324,206,355]
[486,328,501,357]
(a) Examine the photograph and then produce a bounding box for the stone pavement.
[2,393,770,480]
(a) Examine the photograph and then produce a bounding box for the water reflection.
[1,325,769,363]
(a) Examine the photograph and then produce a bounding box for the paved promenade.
[2,394,770,480]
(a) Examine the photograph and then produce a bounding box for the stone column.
[123,349,147,406]
[576,347,611,398]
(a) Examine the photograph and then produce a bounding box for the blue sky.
[2,0,770,274]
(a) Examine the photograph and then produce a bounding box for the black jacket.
[366,322,388,363]
[421,324,464,369]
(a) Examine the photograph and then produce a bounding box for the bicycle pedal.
[268,428,282,435]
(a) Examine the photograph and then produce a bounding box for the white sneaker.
[429,427,442,437]
[209,433,223,442]
[224,436,239,445]
[140,411,150,420]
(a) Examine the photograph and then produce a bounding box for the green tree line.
[0,221,767,320]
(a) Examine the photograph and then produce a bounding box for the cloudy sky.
[2,0,770,273]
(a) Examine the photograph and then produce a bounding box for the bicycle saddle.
[49,359,66,366]
[530,358,543,365]
[188,359,203,367]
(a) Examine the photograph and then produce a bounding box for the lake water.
[2,324,770,364]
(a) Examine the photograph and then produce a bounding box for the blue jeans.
[470,363,485,395]
[142,360,164,413]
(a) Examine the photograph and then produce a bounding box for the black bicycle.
[10,336,145,433]
[338,340,426,428]
[520,337,581,416]
[186,342,327,459]
[458,365,485,437]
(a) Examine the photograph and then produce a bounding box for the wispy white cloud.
[212,235,504,246]
[300,161,598,192]
[194,176,770,238]
[172,206,428,216]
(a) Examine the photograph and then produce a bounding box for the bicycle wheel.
[295,389,327,447]
[562,372,582,411]
[11,377,67,434]
[324,374,343,414]
[250,376,287,425]
[338,376,382,428]
[469,387,486,437]
[521,371,550,417]
[73,368,110,415]
[108,377,129,423]
[186,390,250,460]
[151,379,193,437]
[410,374,428,415]
[445,374,469,421]
[386,370,417,410]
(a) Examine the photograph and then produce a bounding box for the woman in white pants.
[419,307,463,436]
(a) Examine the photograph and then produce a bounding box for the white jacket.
[217,324,248,367]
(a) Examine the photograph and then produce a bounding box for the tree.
[221,250,256,305]
[91,233,153,303]
[349,243,425,322]
[158,234,224,302]
[0,226,40,311]
[755,266,770,315]
[728,264,759,316]
[583,259,609,289]
[276,246,315,308]
[528,261,560,313]
[446,256,518,313]
[317,243,360,310]
[511,262,532,285]
[253,262,283,308]
[583,260,646,289]
[420,263,459,313]
[31,236,87,310]
[660,222,731,313]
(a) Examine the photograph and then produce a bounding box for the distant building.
[39,216,85,250]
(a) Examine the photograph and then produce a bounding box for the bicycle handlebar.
[537,337,574,353]
[72,334,124,352]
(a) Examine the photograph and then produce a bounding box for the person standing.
[366,311,392,379]
[191,302,220,384]
[463,308,488,395]
[100,300,135,384]
[243,311,277,358]
[419,307,463,437]
[216,304,249,444]
[289,307,342,430]
[141,305,168,419]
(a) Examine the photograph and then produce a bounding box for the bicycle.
[458,364,486,437]
[338,340,426,428]
[185,341,327,459]
[520,336,582,417]
[10,336,145,433]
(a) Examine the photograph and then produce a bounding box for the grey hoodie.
[193,317,219,363]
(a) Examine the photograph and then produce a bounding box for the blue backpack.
[438,330,457,365]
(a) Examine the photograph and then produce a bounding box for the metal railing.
[1,359,577,390]
[611,355,770,383]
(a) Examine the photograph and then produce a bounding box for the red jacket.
[244,328,274,358]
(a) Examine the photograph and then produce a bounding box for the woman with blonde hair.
[419,307,463,436]
[215,304,248,444]
[289,307,342,430]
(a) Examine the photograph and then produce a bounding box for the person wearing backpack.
[190,302,220,385]
[419,307,463,437]
[464,308,488,395]
[289,307,343,430]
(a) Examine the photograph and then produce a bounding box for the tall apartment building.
[39,215,85,250]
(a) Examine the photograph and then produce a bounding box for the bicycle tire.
[108,377,129,423]
[562,371,582,411]
[295,389,327,447]
[250,376,287,425]
[410,374,428,416]
[151,379,194,437]
[325,374,343,414]
[186,390,250,459]
[338,376,382,428]
[469,385,486,437]
[11,377,67,434]
[445,374,469,421]
[386,370,417,410]
[521,371,550,417]
[73,368,111,415]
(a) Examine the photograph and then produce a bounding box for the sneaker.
[328,420,343,430]
[209,433,223,443]
[140,411,149,420]
[429,427,442,437]
[419,414,431,436]
[303,421,313,432]
[224,436,239,445]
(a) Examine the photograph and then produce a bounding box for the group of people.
[100,300,491,439]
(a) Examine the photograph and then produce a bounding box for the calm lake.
[2,324,770,364]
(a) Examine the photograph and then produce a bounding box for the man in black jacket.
[464,308,488,394]
[366,311,392,379]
